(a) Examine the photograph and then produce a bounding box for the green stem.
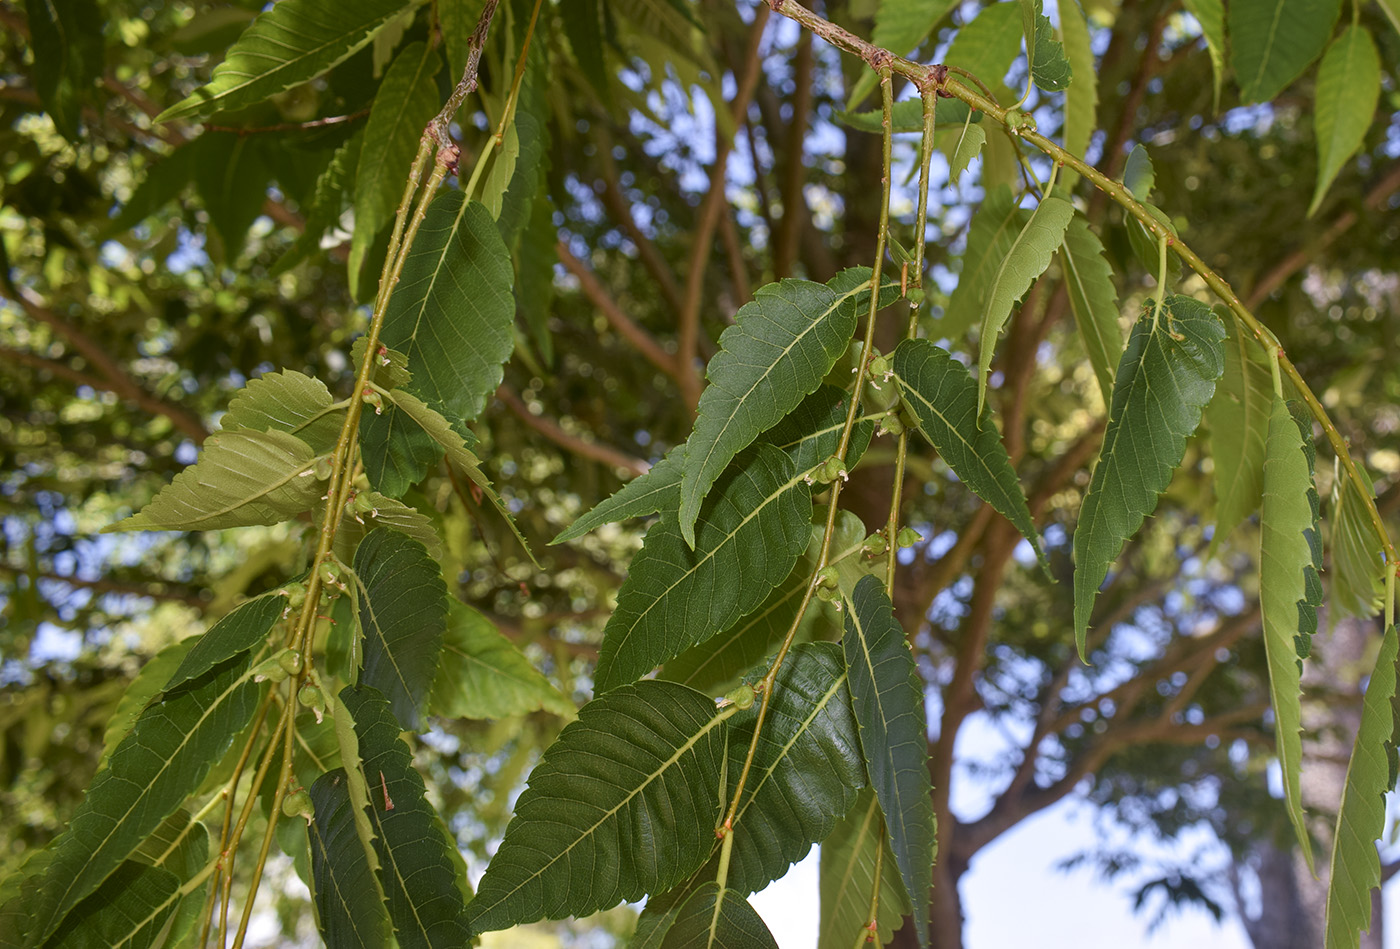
[856,815,886,948]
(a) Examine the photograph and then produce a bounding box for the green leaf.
[466,681,731,932]
[101,637,197,763]
[481,123,522,221]
[945,122,987,187]
[1323,625,1398,949]
[720,642,867,895]
[104,430,325,533]
[1329,467,1386,620]
[596,445,812,692]
[165,593,284,691]
[1058,0,1096,187]
[221,369,343,455]
[842,576,935,949]
[1180,0,1226,111]
[819,787,911,949]
[45,861,181,949]
[352,527,448,730]
[359,404,445,498]
[430,600,575,720]
[349,42,442,291]
[342,685,475,948]
[846,0,958,107]
[1123,143,1155,200]
[1205,323,1273,553]
[1378,0,1400,37]
[977,194,1075,412]
[1060,214,1123,406]
[310,769,395,949]
[1259,396,1320,871]
[656,882,779,949]
[191,133,270,261]
[678,268,885,548]
[1309,25,1381,216]
[273,131,359,275]
[24,657,265,945]
[378,191,516,424]
[941,185,1029,341]
[892,338,1047,570]
[552,448,683,545]
[1021,0,1073,92]
[335,491,445,563]
[1073,296,1225,658]
[1229,0,1340,104]
[157,0,414,122]
[944,1,1023,94]
[25,0,104,141]
[763,384,875,476]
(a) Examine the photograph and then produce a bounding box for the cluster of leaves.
[2,0,1398,947]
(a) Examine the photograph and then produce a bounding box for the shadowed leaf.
[819,787,911,949]
[1229,0,1339,104]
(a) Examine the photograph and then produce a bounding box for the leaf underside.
[819,786,911,949]
[429,599,574,720]
[1205,322,1273,554]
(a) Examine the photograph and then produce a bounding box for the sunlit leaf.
[1229,0,1339,104]
[1309,25,1381,216]
[596,445,812,691]
[843,576,935,948]
[819,787,911,949]
[1259,397,1320,871]
[977,194,1074,412]
[1205,324,1273,553]
[1058,0,1096,187]
[1324,625,1398,949]
[1060,214,1122,405]
[221,369,343,455]
[23,656,266,944]
[467,681,731,932]
[310,768,395,949]
[941,185,1029,341]
[892,338,1046,570]
[352,528,448,730]
[105,430,325,533]
[349,42,442,292]
[1021,0,1073,92]
[678,268,888,548]
[1073,296,1225,657]
[157,0,414,122]
[430,600,574,720]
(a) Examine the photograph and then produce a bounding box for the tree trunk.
[1236,614,1384,948]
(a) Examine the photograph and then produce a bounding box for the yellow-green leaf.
[1309,25,1381,216]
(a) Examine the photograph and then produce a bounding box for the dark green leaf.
[352,527,448,730]
[272,131,359,275]
[342,686,474,948]
[762,384,874,475]
[1021,0,1073,92]
[596,445,812,692]
[892,338,1046,570]
[552,448,683,545]
[191,134,270,261]
[678,268,887,548]
[25,0,103,141]
[335,491,445,563]
[165,593,284,692]
[1323,625,1398,949]
[349,42,442,292]
[359,404,445,499]
[1205,323,1273,553]
[158,0,415,122]
[104,430,325,533]
[378,191,516,424]
[1229,0,1339,104]
[467,681,731,932]
[221,370,343,455]
[941,185,1029,341]
[1309,25,1381,216]
[429,600,574,720]
[720,642,866,895]
[658,882,779,949]
[310,769,395,949]
[45,861,181,949]
[977,194,1075,412]
[100,638,197,763]
[819,787,911,949]
[1259,396,1319,871]
[842,576,935,949]
[1181,0,1225,110]
[23,657,265,944]
[1060,215,1123,406]
[1073,296,1225,657]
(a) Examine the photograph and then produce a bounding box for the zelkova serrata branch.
[763,0,1397,572]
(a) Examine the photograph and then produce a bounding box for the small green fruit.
[298,682,323,710]
[725,684,756,711]
[282,788,313,821]
[278,649,305,676]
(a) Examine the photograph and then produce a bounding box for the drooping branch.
[555,240,678,380]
